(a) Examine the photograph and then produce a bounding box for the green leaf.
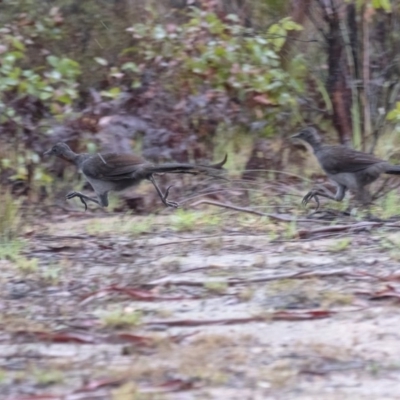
[46,55,59,67]
[52,58,80,79]
[39,92,53,100]
[22,70,34,78]
[153,25,166,40]
[213,46,226,57]
[12,39,26,51]
[94,57,108,66]
[225,14,240,23]
[387,103,400,121]
[56,93,73,105]
[121,62,140,72]
[380,0,391,12]
[9,67,21,79]
[47,70,62,80]
[372,0,391,12]
[281,17,303,31]
[30,153,40,163]
[1,159,11,168]
[64,88,78,98]
[100,87,121,99]
[267,24,286,51]
[3,77,19,86]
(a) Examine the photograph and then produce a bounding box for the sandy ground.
[2,208,400,399]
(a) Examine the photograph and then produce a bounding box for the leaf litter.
[3,210,400,398]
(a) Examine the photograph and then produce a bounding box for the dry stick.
[298,221,382,239]
[145,316,267,327]
[143,311,336,327]
[181,187,300,209]
[148,268,359,287]
[190,199,331,224]
[228,169,314,183]
[371,176,391,201]
[180,188,268,205]
[310,1,330,42]
[372,178,400,202]
[295,230,368,243]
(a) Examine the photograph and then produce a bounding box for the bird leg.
[302,184,346,210]
[148,175,179,208]
[66,191,100,211]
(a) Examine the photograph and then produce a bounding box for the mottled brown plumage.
[292,127,400,207]
[44,143,227,210]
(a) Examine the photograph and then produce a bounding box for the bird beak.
[43,149,52,156]
[290,133,301,140]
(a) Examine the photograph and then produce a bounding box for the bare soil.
[2,205,400,400]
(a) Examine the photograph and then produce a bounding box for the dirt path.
[2,209,400,399]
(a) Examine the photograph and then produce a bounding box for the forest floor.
[3,195,400,400]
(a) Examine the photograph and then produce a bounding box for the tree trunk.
[323,0,353,146]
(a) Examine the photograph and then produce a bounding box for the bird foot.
[301,191,320,211]
[66,191,88,211]
[162,185,179,208]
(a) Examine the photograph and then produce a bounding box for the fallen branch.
[372,177,400,201]
[356,284,400,301]
[144,309,335,327]
[297,221,382,239]
[80,285,199,306]
[148,268,359,287]
[356,270,400,282]
[190,199,330,223]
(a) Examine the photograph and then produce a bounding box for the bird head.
[44,142,76,161]
[291,127,322,149]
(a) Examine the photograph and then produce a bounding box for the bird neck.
[59,148,82,165]
[307,138,322,153]
[75,153,92,168]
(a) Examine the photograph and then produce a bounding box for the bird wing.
[317,146,384,174]
[82,153,152,180]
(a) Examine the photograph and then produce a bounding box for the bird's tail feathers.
[385,165,400,175]
[148,154,228,178]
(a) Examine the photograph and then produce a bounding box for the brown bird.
[292,127,400,208]
[44,142,227,210]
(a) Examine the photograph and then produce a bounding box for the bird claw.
[66,191,88,211]
[165,200,179,208]
[65,191,76,200]
[162,185,179,208]
[302,191,320,211]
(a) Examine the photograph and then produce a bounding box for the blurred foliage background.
[1,0,400,210]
